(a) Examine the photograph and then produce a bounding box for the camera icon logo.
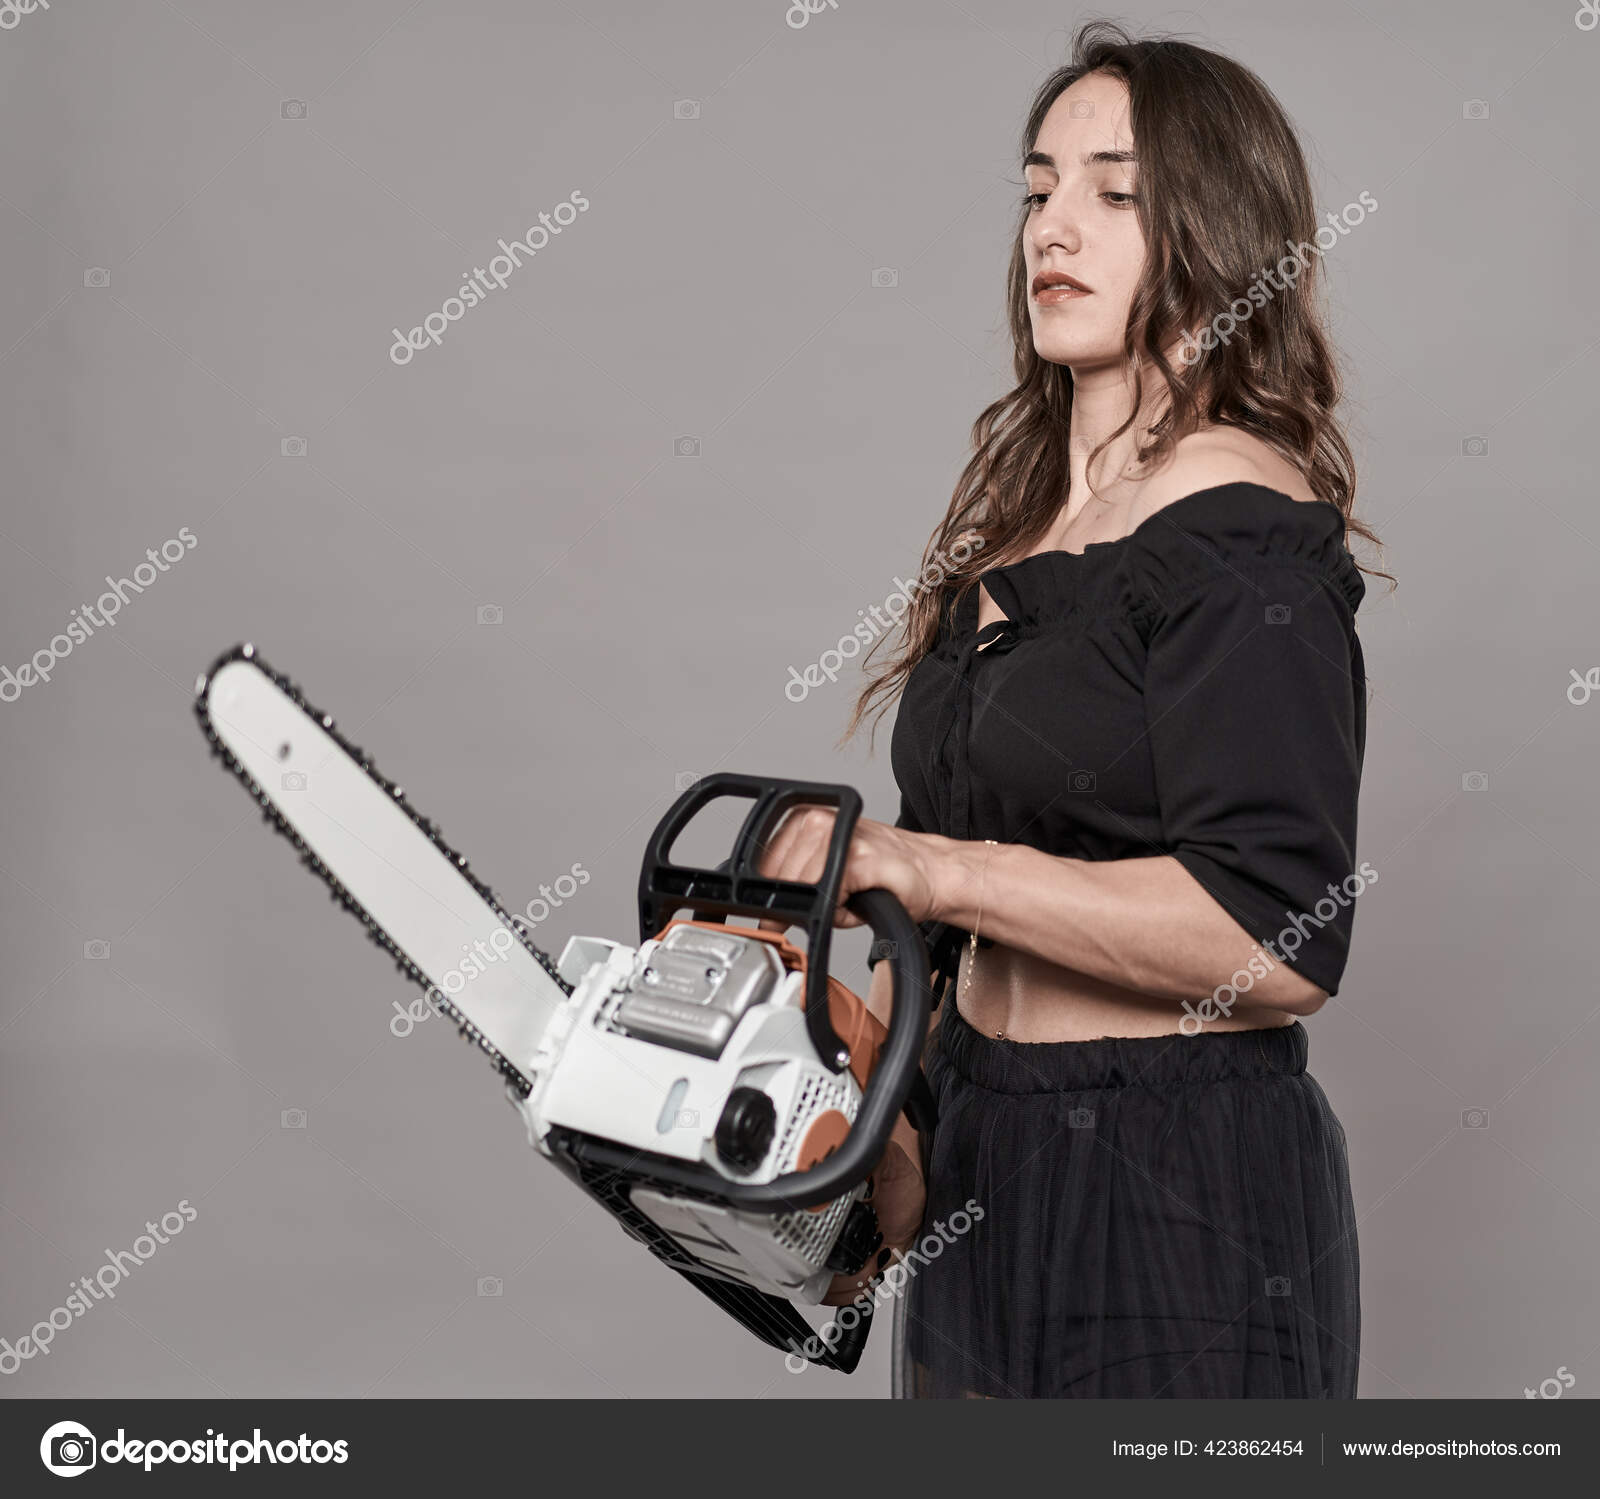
[1461,771,1489,793]
[871,267,898,288]
[1069,100,1096,118]
[477,1276,503,1297]
[40,1421,97,1476]
[869,938,899,965]
[674,770,701,792]
[1068,1107,1095,1128]
[1265,1275,1292,1296]
[82,940,111,960]
[281,771,309,791]
[674,436,700,457]
[281,100,308,120]
[281,1108,307,1129]
[1461,436,1488,457]
[476,604,504,626]
[675,1109,700,1130]
[1068,770,1096,793]
[1461,1107,1489,1129]
[1463,99,1489,120]
[674,99,700,119]
[1265,603,1292,625]
[280,436,307,457]
[83,268,110,288]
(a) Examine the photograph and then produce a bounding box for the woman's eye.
[1023,188,1137,210]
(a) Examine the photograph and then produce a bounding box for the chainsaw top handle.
[639,772,871,1071]
[632,773,931,1212]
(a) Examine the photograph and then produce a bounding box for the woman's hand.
[753,805,944,931]
[816,1128,927,1307]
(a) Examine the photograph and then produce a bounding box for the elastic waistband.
[936,999,1308,1094]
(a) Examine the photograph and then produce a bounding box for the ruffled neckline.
[941,482,1363,644]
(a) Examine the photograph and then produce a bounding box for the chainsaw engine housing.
[521,920,873,1302]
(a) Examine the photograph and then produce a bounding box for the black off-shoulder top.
[884,482,1368,1000]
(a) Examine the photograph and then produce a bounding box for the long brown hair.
[842,19,1388,748]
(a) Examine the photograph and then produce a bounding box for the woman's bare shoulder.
[1130,428,1319,526]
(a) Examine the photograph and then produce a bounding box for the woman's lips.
[1034,284,1090,306]
[1031,271,1092,306]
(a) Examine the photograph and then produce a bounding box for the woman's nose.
[1030,193,1082,256]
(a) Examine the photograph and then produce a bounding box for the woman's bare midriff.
[954,939,1296,1042]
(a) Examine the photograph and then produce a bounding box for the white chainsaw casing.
[516,928,867,1302]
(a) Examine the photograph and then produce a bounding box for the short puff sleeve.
[1129,491,1368,997]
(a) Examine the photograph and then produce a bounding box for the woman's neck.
[1064,360,1177,503]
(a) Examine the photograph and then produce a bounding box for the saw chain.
[193,642,570,1096]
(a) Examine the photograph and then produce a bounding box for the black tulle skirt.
[890,999,1360,1398]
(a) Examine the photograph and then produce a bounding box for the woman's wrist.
[924,834,991,929]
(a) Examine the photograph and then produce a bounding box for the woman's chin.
[1030,332,1124,371]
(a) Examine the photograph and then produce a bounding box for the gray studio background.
[1,0,1595,1400]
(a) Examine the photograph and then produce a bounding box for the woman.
[757,22,1384,1398]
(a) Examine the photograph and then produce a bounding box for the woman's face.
[1022,71,1146,373]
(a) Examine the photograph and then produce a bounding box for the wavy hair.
[843,19,1389,748]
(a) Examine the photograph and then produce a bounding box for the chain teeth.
[194,643,571,1098]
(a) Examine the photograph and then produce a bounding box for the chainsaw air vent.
[774,1070,855,1172]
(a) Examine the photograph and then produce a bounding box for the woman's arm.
[759,811,1328,1019]
[923,833,1329,1015]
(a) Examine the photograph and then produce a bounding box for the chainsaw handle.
[638,773,866,1074]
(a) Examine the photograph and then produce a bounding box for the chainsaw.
[194,644,936,1374]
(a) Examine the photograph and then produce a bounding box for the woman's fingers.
[750,804,934,931]
[754,805,837,932]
